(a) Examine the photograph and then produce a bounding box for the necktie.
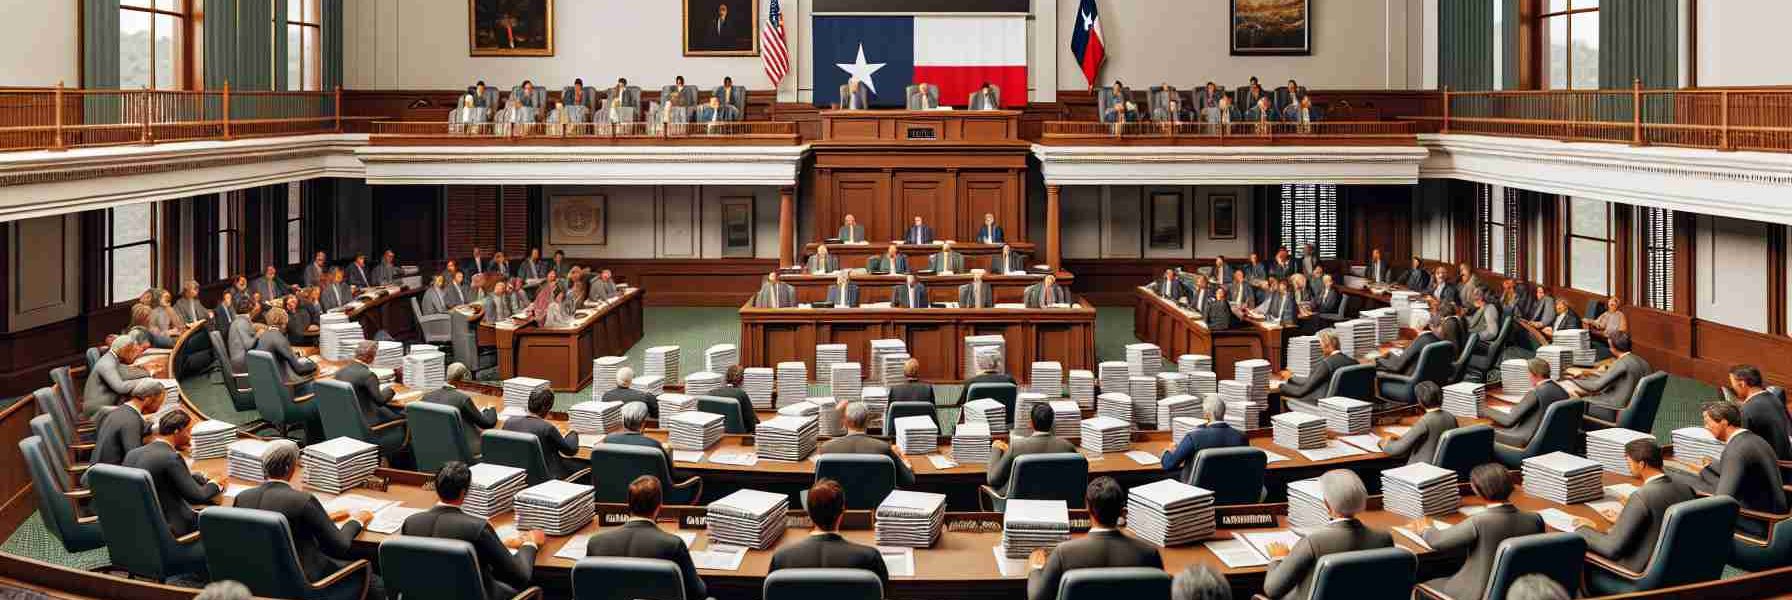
[1196,292,1205,311]
[187,304,198,322]
[910,287,918,308]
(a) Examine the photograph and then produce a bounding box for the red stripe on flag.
[912,65,1028,108]
[1079,36,1104,89]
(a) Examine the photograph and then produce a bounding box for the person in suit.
[1380,382,1458,465]
[1262,469,1393,599]
[752,272,796,309]
[1491,359,1569,447]
[1569,332,1650,421]
[1466,291,1502,348]
[401,462,543,600]
[1527,285,1558,328]
[706,365,760,433]
[715,76,744,114]
[1361,248,1391,285]
[490,251,515,281]
[1729,365,1792,461]
[1207,256,1235,286]
[419,275,449,316]
[1573,438,1697,573]
[1243,252,1268,284]
[958,271,994,309]
[1426,265,1457,305]
[1024,274,1071,309]
[336,340,401,426]
[1296,244,1320,278]
[90,379,164,470]
[301,252,329,288]
[1027,477,1163,600]
[701,2,748,50]
[225,314,258,374]
[602,401,677,479]
[905,216,935,245]
[965,351,1016,388]
[503,386,583,480]
[1155,98,1191,125]
[818,401,916,486]
[1409,464,1544,600]
[1590,296,1630,359]
[465,247,491,277]
[548,250,570,280]
[584,476,707,600]
[1312,274,1341,319]
[602,367,659,419]
[1455,263,1481,300]
[1150,268,1190,303]
[1196,81,1224,110]
[909,83,939,109]
[287,291,321,344]
[1267,247,1297,279]
[769,479,889,584]
[174,281,207,326]
[666,76,695,111]
[372,250,400,286]
[869,244,908,275]
[519,248,546,281]
[1227,268,1258,308]
[315,269,347,312]
[233,440,385,600]
[1204,95,1237,130]
[1253,278,1298,325]
[1499,280,1529,323]
[842,78,870,110]
[1159,395,1247,478]
[993,244,1028,275]
[976,212,1006,245]
[888,359,936,406]
[1281,331,1355,405]
[1204,286,1237,330]
[805,245,839,275]
[254,308,317,386]
[970,82,1001,110]
[927,241,966,274]
[822,270,859,308]
[1669,401,1786,536]
[1184,274,1216,313]
[606,78,634,110]
[1281,95,1323,127]
[121,411,221,537]
[988,403,1079,488]
[83,331,151,417]
[1539,296,1581,338]
[251,264,288,302]
[1402,256,1432,291]
[889,274,930,309]
[590,269,621,301]
[481,279,517,325]
[837,214,866,243]
[346,253,374,290]
[421,385,498,443]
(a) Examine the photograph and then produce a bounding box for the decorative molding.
[355,145,808,186]
[1031,144,1430,186]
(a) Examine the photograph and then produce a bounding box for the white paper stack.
[1219,380,1264,431]
[502,377,551,412]
[1442,382,1487,419]
[1126,343,1164,378]
[963,398,1006,429]
[1391,291,1421,326]
[829,362,862,402]
[1381,462,1463,518]
[1178,354,1213,375]
[1171,417,1209,446]
[1097,390,1134,422]
[1156,395,1202,431]
[684,371,723,397]
[643,346,681,383]
[704,344,738,375]
[775,361,808,407]
[1129,375,1159,406]
[869,339,908,384]
[300,437,380,494]
[1030,362,1064,397]
[1287,478,1330,528]
[461,463,528,519]
[1362,307,1400,344]
[1049,400,1082,439]
[668,411,725,451]
[633,375,665,396]
[743,367,775,410]
[592,356,628,399]
[514,480,595,536]
[1069,370,1097,409]
[1586,428,1656,475]
[1522,452,1604,504]
[816,344,848,376]
[1156,372,1189,400]
[1081,416,1132,453]
[190,420,236,460]
[319,322,364,361]
[1127,479,1217,547]
[1553,329,1595,367]
[706,489,789,550]
[1501,359,1535,395]
[227,439,277,484]
[657,393,698,423]
[1318,396,1373,435]
[1335,319,1376,359]
[1287,336,1322,379]
[1535,346,1570,380]
[1408,304,1433,329]
[1186,371,1218,397]
[875,490,947,548]
[401,350,445,390]
[1002,499,1072,558]
[964,335,1008,380]
[1672,427,1726,464]
[1015,392,1049,434]
[756,415,819,462]
[1234,360,1271,397]
[1098,361,1130,398]
[894,415,939,455]
[809,397,844,437]
[567,400,623,435]
[371,341,404,369]
[951,421,994,464]
[862,386,890,428]
[879,352,911,387]
[776,402,819,420]
[1272,412,1329,450]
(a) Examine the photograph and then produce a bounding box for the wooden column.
[778,186,795,268]
[1046,185,1062,271]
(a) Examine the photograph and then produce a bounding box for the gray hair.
[109,329,144,353]
[1203,394,1225,421]
[262,439,301,480]
[355,339,378,360]
[844,401,870,430]
[445,362,470,383]
[1171,564,1233,600]
[194,581,254,600]
[1315,329,1338,351]
[616,366,635,387]
[1506,574,1570,600]
[130,379,166,400]
[620,401,649,431]
[1319,469,1367,516]
[977,350,999,373]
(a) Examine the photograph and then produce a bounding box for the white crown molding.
[354,145,808,187]
[1031,144,1431,186]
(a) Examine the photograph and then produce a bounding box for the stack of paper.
[1535,346,1570,380]
[743,367,775,409]
[1002,499,1072,558]
[1234,359,1272,397]
[1553,329,1595,367]
[567,400,623,435]
[1171,417,1209,446]
[829,362,862,402]
[775,362,808,407]
[1015,393,1049,434]
[592,356,628,399]
[776,402,819,420]
[1096,392,1134,425]
[1081,416,1132,453]
[684,371,723,397]
[300,437,381,494]
[1131,379,1161,430]
[402,350,445,390]
[1049,400,1082,439]
[371,341,404,369]
[227,439,277,483]
[514,480,596,536]
[319,322,364,361]
[1501,359,1535,395]
[951,421,993,464]
[706,489,789,550]
[657,393,698,423]
[1125,343,1163,378]
[190,420,236,459]
[1156,395,1201,431]
[808,397,844,437]
[1156,371,1189,400]
[704,344,738,375]
[1186,371,1218,397]
[1362,307,1399,345]
[875,490,947,548]
[894,415,939,454]
[964,335,1007,379]
[668,411,725,451]
[755,415,819,462]
[1318,397,1373,435]
[1335,319,1376,359]
[461,463,528,519]
[1178,354,1213,375]
[868,339,908,384]
[1287,478,1330,528]
[1672,427,1726,464]
[1129,374,1160,405]
[878,352,911,387]
[643,346,681,383]
[1408,304,1433,329]
[1098,362,1130,399]
[1272,412,1329,450]
[1586,428,1655,475]
[1391,291,1421,325]
[1522,452,1605,504]
[862,386,890,428]
[1068,370,1097,409]
[1287,336,1322,379]
[1127,479,1217,547]
[502,378,551,413]
[964,398,1006,429]
[1219,380,1264,431]
[1030,362,1063,397]
[1381,462,1462,518]
[816,344,848,376]
[633,375,665,396]
[1442,382,1487,419]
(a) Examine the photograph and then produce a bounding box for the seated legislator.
[904,216,935,245]
[1729,365,1792,461]
[806,245,840,275]
[420,275,450,316]
[1203,285,1237,330]
[346,253,374,289]
[464,246,492,278]
[969,82,1001,110]
[91,380,166,470]
[1362,248,1392,285]
[989,403,1079,488]
[1409,464,1543,600]
[1226,268,1258,308]
[1246,96,1279,122]
[1526,285,1559,329]
[869,244,909,275]
[83,331,151,417]
[1159,395,1247,478]
[449,94,489,134]
[837,214,866,244]
[1380,382,1459,465]
[503,386,584,480]
[822,271,859,308]
[976,212,1006,244]
[604,402,678,478]
[1252,277,1298,325]
[889,359,936,405]
[1499,280,1530,325]
[1023,274,1071,308]
[515,80,543,109]
[233,440,385,599]
[958,272,995,309]
[1466,291,1502,346]
[714,76,745,114]
[818,401,916,486]
[769,480,890,585]
[1262,470,1393,600]
[966,352,1017,388]
[402,462,544,600]
[545,100,587,135]
[1539,297,1581,337]
[1572,438,1696,573]
[930,241,967,274]
[1424,266,1457,305]
[1196,81,1225,110]
[695,96,735,125]
[1280,331,1354,406]
[482,279,520,325]
[752,272,796,309]
[1401,256,1432,291]
[706,365,761,433]
[564,79,597,112]
[584,476,707,600]
[1149,268,1191,303]
[320,269,352,312]
[590,269,621,302]
[1566,332,1649,422]
[489,251,515,280]
[891,274,929,309]
[908,82,940,110]
[1491,359,1570,448]
[252,264,291,304]
[1210,256,1237,285]
[549,250,571,280]
[421,385,499,435]
[122,411,222,537]
[1026,477,1164,600]
[605,78,634,110]
[992,244,1028,275]
[1312,274,1342,319]
[603,367,659,419]
[494,97,536,135]
[441,271,474,311]
[666,76,697,112]
[1281,95,1324,125]
[338,340,402,426]
[253,308,318,385]
[174,280,208,326]
[1185,275,1215,313]
[1667,401,1786,536]
[841,77,871,110]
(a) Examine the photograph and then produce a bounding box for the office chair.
[201,507,373,600]
[315,379,407,464]
[1286,364,1374,416]
[411,297,453,348]
[382,535,540,600]
[763,568,882,600]
[884,401,937,434]
[695,395,750,434]
[1585,496,1739,595]
[246,350,318,442]
[810,455,897,509]
[1377,341,1457,406]
[1432,424,1495,480]
[19,436,103,553]
[213,330,257,412]
[1584,371,1666,432]
[407,401,476,472]
[1419,532,1585,600]
[1187,446,1268,504]
[1305,546,1416,600]
[1493,400,1586,468]
[572,556,686,600]
[964,382,1018,424]
[483,429,589,485]
[85,464,207,582]
[979,452,1089,512]
[1058,567,1172,599]
[589,444,701,505]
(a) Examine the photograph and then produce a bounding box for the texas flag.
[813,15,1027,108]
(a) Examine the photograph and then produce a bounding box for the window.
[1541,0,1599,90]
[120,0,188,90]
[285,0,321,91]
[105,203,158,304]
[1567,197,1612,295]
[1278,184,1339,259]
[210,192,241,282]
[285,182,304,264]
[1639,207,1675,311]
[1479,186,1522,277]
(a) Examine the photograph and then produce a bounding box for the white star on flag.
[835,43,887,95]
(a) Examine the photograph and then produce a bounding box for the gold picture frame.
[684,0,761,57]
[549,195,606,246]
[470,0,556,57]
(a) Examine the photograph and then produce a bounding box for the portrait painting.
[721,197,755,257]
[1149,191,1185,250]
[470,0,555,57]
[549,195,606,245]
[1231,0,1310,56]
[1209,194,1238,240]
[685,0,760,56]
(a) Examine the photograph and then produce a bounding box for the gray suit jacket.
[987,433,1076,490]
[1530,295,1558,325]
[421,287,449,315]
[1582,353,1651,411]
[121,440,221,537]
[805,254,840,274]
[1023,284,1070,308]
[1027,530,1163,600]
[957,283,995,308]
[303,263,327,288]
[400,505,537,599]
[929,252,965,273]
[821,283,859,308]
[1579,475,1696,572]
[1421,504,1544,600]
[753,282,796,309]
[868,254,908,275]
[1282,352,1355,403]
[90,404,147,469]
[1468,304,1501,339]
[1376,332,1438,375]
[371,263,400,286]
[483,294,517,325]
[1263,518,1394,600]
[251,330,316,384]
[836,225,866,243]
[585,520,706,600]
[890,283,929,308]
[320,282,352,311]
[1491,380,1569,448]
[82,351,146,417]
[1682,430,1787,515]
[818,433,915,486]
[1201,298,1235,330]
[1384,409,1460,465]
[173,298,208,326]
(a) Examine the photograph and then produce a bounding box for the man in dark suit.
[346,253,374,290]
[868,244,908,275]
[965,352,1017,388]
[1185,274,1216,314]
[585,476,706,600]
[503,387,582,480]
[818,401,915,486]
[1267,247,1296,279]
[421,386,499,433]
[905,216,935,245]
[1280,331,1354,405]
[1027,477,1163,600]
[1203,286,1237,330]
[121,411,221,537]
[303,252,329,288]
[1540,297,1581,337]
[83,331,151,417]
[888,359,936,406]
[1527,286,1559,327]
[1574,438,1696,573]
[1312,274,1342,320]
[1253,278,1298,325]
[976,213,1006,244]
[1728,365,1792,461]
[821,270,859,308]
[988,403,1078,489]
[254,308,317,386]
[957,272,994,309]
[520,248,548,281]
[1411,464,1543,600]
[1381,382,1459,465]
[91,380,164,470]
[603,402,676,479]
[1426,266,1457,305]
[335,340,401,426]
[836,214,865,243]
[1149,268,1189,303]
[1377,323,1441,376]
[1669,401,1786,536]
[891,274,929,308]
[401,462,543,600]
[1023,274,1070,308]
[769,479,889,585]
[1402,256,1432,291]
[1363,248,1391,285]
[751,272,796,309]
[233,440,385,600]
[1570,332,1650,422]
[992,244,1028,275]
[930,241,966,274]
[252,264,291,304]
[805,245,840,275]
[700,2,748,50]
[1263,470,1394,599]
[1159,396,1248,481]
[705,366,760,433]
[1226,269,1258,308]
[602,366,659,419]
[1491,359,1570,448]
[465,247,491,277]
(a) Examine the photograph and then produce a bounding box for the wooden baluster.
[1441,87,1451,134]
[334,86,344,133]
[51,82,65,151]
[222,82,234,140]
[1631,78,1644,146]
[1720,90,1732,151]
[139,87,152,145]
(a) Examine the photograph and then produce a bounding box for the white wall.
[1695,214,1769,331]
[1061,185,1256,260]
[0,2,78,86]
[1696,0,1792,86]
[1411,181,1454,262]
[541,185,780,260]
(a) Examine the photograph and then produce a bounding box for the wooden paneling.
[562,258,777,306]
[0,400,39,537]
[740,302,1095,385]
[895,172,951,233]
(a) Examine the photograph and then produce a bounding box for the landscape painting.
[1231,0,1310,56]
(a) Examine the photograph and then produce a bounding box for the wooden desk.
[820,109,1023,144]
[340,285,426,342]
[479,288,645,391]
[1133,288,1286,375]
[780,272,1068,306]
[800,242,1036,270]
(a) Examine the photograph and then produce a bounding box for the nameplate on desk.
[945,511,1093,533]
[1215,505,1284,529]
[594,504,633,526]
[904,127,938,140]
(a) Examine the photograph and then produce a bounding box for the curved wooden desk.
[780,271,1071,306]
[478,288,646,391]
[1134,287,1286,375]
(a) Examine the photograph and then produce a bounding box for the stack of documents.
[1131,381,1161,430]
[1336,319,1376,360]
[879,352,911,387]
[684,371,722,397]
[1098,362,1130,399]
[402,350,445,390]
[657,393,698,423]
[1171,417,1209,446]
[300,437,380,494]
[816,344,848,376]
[755,415,818,462]
[502,377,551,412]
[227,439,277,484]
[894,415,939,455]
[951,422,993,464]
[1553,329,1595,367]
[775,362,808,407]
[868,339,907,384]
[743,367,775,409]
[964,335,1007,379]
[1127,479,1217,547]
[1442,382,1487,419]
[668,411,725,451]
[190,420,236,459]
[1081,416,1132,453]
[1156,371,1189,399]
[1030,362,1063,397]
[704,344,738,374]
[1672,427,1726,464]
[461,463,528,519]
[809,397,844,437]
[1287,336,1322,380]
[875,490,947,548]
[1362,307,1400,344]
[1015,393,1049,434]
[1586,428,1656,475]
[567,400,623,435]
[592,356,628,399]
[1522,452,1605,504]
[1219,380,1264,431]
[1068,370,1096,409]
[633,375,665,396]
[371,341,404,370]
[1234,359,1272,397]
[1096,392,1134,424]
[1272,412,1328,450]
[861,386,889,428]
[1535,346,1570,379]
[1186,371,1218,397]
[1129,374,1160,405]
[643,346,681,383]
[1156,395,1201,431]
[776,402,819,420]
[1126,343,1163,377]
[706,489,789,550]
[514,480,595,536]
[1381,462,1462,518]
[1002,500,1072,558]
[319,322,364,361]
[1178,354,1213,375]
[1501,359,1535,395]
[964,398,1006,429]
[1391,291,1421,325]
[829,362,862,402]
[1287,478,1330,528]
[1408,304,1433,329]
[1318,396,1373,435]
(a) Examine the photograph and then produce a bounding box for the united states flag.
[762,0,790,87]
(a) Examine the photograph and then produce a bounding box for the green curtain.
[273,0,289,100]
[202,0,236,121]
[82,0,121,126]
[1600,0,1677,125]
[1500,0,1521,90]
[1440,0,1493,124]
[321,0,343,92]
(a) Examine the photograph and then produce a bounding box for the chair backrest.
[814,455,897,509]
[1484,532,1586,600]
[27,415,71,487]
[85,463,179,580]
[1449,333,1481,382]
[1433,424,1495,479]
[1638,496,1739,589]
[1009,453,1090,507]
[448,313,479,374]
[32,386,74,445]
[1414,340,1459,388]
[483,429,553,485]
[1620,372,1669,432]
[200,507,316,599]
[1487,315,1516,354]
[1323,364,1376,400]
[1058,566,1172,599]
[85,347,101,371]
[573,556,687,600]
[245,350,298,425]
[1188,446,1267,504]
[695,395,748,434]
[314,379,374,442]
[590,443,673,503]
[964,383,1018,429]
[20,436,85,549]
[214,330,254,411]
[885,401,936,432]
[1525,399,1587,456]
[1309,546,1416,600]
[406,401,474,472]
[382,535,490,600]
[50,366,79,418]
[1586,299,1606,321]
[763,568,883,600]
[409,297,429,330]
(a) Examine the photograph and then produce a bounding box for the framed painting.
[1231,0,1310,56]
[685,0,760,57]
[1148,191,1184,250]
[721,197,756,257]
[549,195,606,245]
[1209,194,1238,240]
[470,0,555,57]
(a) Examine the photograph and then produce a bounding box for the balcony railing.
[0,84,349,152]
[1037,120,1418,145]
[368,120,802,146]
[1412,81,1792,153]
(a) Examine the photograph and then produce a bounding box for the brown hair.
[626,475,662,517]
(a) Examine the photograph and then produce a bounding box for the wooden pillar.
[1046,184,1062,271]
[778,186,795,268]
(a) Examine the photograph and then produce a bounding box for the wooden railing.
[1037,120,1418,146]
[368,120,803,146]
[1411,81,1792,153]
[0,83,346,152]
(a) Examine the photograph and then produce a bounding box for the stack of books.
[668,411,725,451]
[816,344,849,376]
[643,346,681,384]
[1501,359,1536,395]
[1272,412,1329,450]
[300,437,380,494]
[951,422,993,464]
[1080,416,1132,453]
[964,335,1007,379]
[1186,370,1218,397]
[1098,362,1130,398]
[1049,401,1082,439]
[1362,307,1400,344]
[808,397,844,437]
[874,490,947,548]
[1408,304,1433,329]
[514,480,596,536]
[1442,382,1487,419]
[1381,462,1462,518]
[1126,479,1217,547]
[1234,360,1272,396]
[371,341,404,369]
[657,393,698,423]
[1015,393,1049,434]
[1553,329,1595,367]
[1672,427,1726,464]
[1030,362,1063,397]
[776,362,808,407]
[462,463,528,519]
[1125,343,1163,377]
[1171,417,1209,446]
[878,352,911,387]
[633,375,665,396]
[829,362,862,402]
[567,400,623,435]
[894,415,939,455]
[1287,478,1330,528]
[1318,396,1373,435]
[1219,380,1264,431]
[502,378,552,413]
[190,420,236,459]
[868,339,908,384]
[704,344,738,375]
[684,371,723,397]
[861,386,889,428]
[743,367,775,409]
[592,356,628,399]
[1390,291,1421,325]
[1535,346,1570,379]
[1128,375,1159,406]
[227,440,277,484]
[1335,319,1376,359]
[1586,428,1656,475]
[1156,371,1189,399]
[755,415,819,462]
[963,398,1006,429]
[776,402,818,420]
[401,350,445,390]
[706,489,789,550]
[1002,500,1072,559]
[319,322,364,361]
[1068,370,1097,409]
[1287,336,1322,379]
[1522,452,1605,504]
[1177,354,1213,375]
[1156,395,1202,431]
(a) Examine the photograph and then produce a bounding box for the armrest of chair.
[75,422,97,434]
[978,485,1006,512]
[69,442,95,454]
[1583,414,1619,429]
[1584,552,1644,581]
[69,365,87,378]
[672,476,703,502]
[63,489,91,502]
[421,314,450,324]
[508,587,544,600]
[1412,583,1453,600]
[174,531,202,546]
[1737,507,1791,528]
[308,558,371,595]
[76,515,97,525]
[564,467,592,483]
[370,418,407,432]
[292,393,315,404]
[1379,372,1416,386]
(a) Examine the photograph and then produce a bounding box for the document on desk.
[927,455,958,469]
[1538,508,1581,532]
[991,546,1030,577]
[673,450,705,463]
[1381,425,1411,437]
[1260,450,1292,464]
[554,534,593,560]
[578,435,601,449]
[1125,450,1161,466]
[692,545,747,571]
[1588,500,1623,520]
[1339,434,1385,454]
[1205,539,1271,568]
[323,494,399,519]
[1294,441,1370,462]
[878,546,916,577]
[709,451,759,466]
[1604,483,1638,501]
[367,506,426,534]
[222,483,252,499]
[1078,449,1105,462]
[1238,530,1303,564]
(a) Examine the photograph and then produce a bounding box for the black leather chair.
[201,506,373,600]
[1377,341,1457,406]
[315,379,407,462]
[1058,567,1172,599]
[382,535,540,600]
[763,568,882,600]
[247,349,318,441]
[589,444,701,505]
[33,386,89,451]
[29,415,84,490]
[483,429,588,485]
[695,395,750,434]
[810,455,897,509]
[964,382,1018,422]
[1493,400,1585,468]
[49,366,85,425]
[1447,333,1481,384]
[85,464,207,582]
[19,436,102,553]
[407,401,476,472]
[884,401,937,434]
[1432,424,1495,479]
[1187,446,1267,504]
[449,314,499,380]
[572,556,686,600]
[212,330,257,412]
[1583,371,1667,432]
[1730,511,1792,571]
[1465,317,1516,382]
[979,452,1089,511]
[1280,546,1415,600]
[1585,496,1738,595]
[1286,364,1374,415]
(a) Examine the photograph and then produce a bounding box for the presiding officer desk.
[801,242,1038,270]
[1134,287,1287,376]
[473,287,646,391]
[779,271,1072,305]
